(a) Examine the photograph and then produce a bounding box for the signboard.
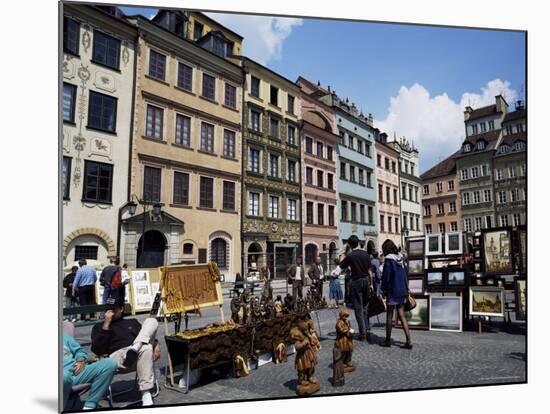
[131,270,154,312]
[160,262,223,314]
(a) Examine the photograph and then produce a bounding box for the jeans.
[63,358,118,410]
[349,278,370,337]
[77,285,96,320]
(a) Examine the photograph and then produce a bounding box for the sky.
[121,7,526,173]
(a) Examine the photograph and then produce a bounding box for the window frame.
[172,171,190,206]
[201,72,216,101]
[142,165,162,203]
[145,104,164,140]
[92,30,121,71]
[63,17,80,56]
[82,160,114,204]
[199,176,215,209]
[63,82,77,123]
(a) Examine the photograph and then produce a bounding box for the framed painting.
[518,227,527,275]
[397,295,429,330]
[408,258,425,276]
[514,277,526,321]
[425,234,443,256]
[408,277,425,294]
[446,268,466,288]
[426,269,444,289]
[407,238,425,257]
[429,294,463,332]
[445,232,463,255]
[482,228,513,275]
[469,287,505,317]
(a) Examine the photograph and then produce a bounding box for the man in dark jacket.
[99,257,123,304]
[91,298,161,406]
[307,256,325,302]
[336,235,371,341]
[63,266,79,320]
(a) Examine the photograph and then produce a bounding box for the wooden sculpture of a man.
[290,320,320,396]
[335,307,355,373]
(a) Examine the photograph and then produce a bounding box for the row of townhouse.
[61,5,423,281]
[421,95,527,235]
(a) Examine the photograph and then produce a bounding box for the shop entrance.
[137,230,166,268]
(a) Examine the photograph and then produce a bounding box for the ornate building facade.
[240,57,302,278]
[296,78,340,268]
[122,11,243,281]
[62,5,136,269]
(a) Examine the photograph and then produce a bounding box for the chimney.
[464,106,473,121]
[495,95,509,114]
[515,100,524,111]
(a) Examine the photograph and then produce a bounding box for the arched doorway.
[304,243,318,267]
[137,230,166,268]
[247,242,262,269]
[210,238,228,269]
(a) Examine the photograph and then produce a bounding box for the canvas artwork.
[445,232,463,255]
[447,270,466,287]
[430,295,462,332]
[515,278,526,320]
[519,229,527,273]
[407,239,425,257]
[131,270,153,311]
[408,258,424,275]
[409,278,424,294]
[483,230,513,274]
[426,234,443,256]
[426,271,444,287]
[398,296,429,329]
[470,287,505,317]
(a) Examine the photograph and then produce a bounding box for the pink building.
[375,132,402,249]
[297,77,340,268]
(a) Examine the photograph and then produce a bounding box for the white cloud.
[205,13,303,65]
[374,79,517,173]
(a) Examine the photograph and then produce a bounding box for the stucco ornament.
[122,41,130,66]
[81,25,91,52]
[77,65,91,82]
[271,222,278,233]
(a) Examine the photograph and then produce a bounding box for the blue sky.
[121,7,525,172]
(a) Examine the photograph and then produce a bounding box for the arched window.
[499,144,510,154]
[210,238,228,268]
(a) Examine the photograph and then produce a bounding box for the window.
[517,123,524,133]
[339,131,345,145]
[497,168,504,180]
[473,191,480,204]
[250,76,260,98]
[377,154,381,167]
[366,171,372,188]
[351,202,357,223]
[316,142,324,159]
[425,224,432,234]
[270,85,278,106]
[423,184,430,195]
[449,201,456,213]
[450,222,458,232]
[385,157,390,170]
[416,216,420,231]
[410,163,415,176]
[515,141,525,151]
[409,186,413,201]
[63,17,80,55]
[348,135,354,149]
[306,202,314,224]
[499,144,510,154]
[175,114,191,146]
[287,95,295,114]
[359,205,365,224]
[358,169,364,185]
[471,166,479,178]
[477,140,486,150]
[317,170,324,187]
[402,184,407,200]
[391,161,396,174]
[193,22,203,40]
[379,184,384,202]
[380,214,385,232]
[269,117,279,138]
[223,129,235,158]
[498,191,507,204]
[424,205,431,216]
[328,206,335,226]
[202,73,216,100]
[145,104,163,139]
[63,157,71,200]
[488,120,495,130]
[436,182,443,193]
[269,196,279,218]
[481,164,488,176]
[327,146,333,161]
[173,171,189,205]
[93,31,120,70]
[250,109,261,132]
[199,176,214,208]
[437,203,444,215]
[393,188,398,204]
[142,166,161,203]
[461,169,469,180]
[405,162,409,174]
[249,147,260,173]
[484,189,492,202]
[210,238,227,268]
[63,83,77,123]
[224,83,236,108]
[287,199,297,220]
[248,192,260,216]
[439,223,446,233]
[463,143,471,152]
[325,173,333,190]
[350,166,356,183]
[183,243,194,255]
[88,91,117,133]
[269,154,279,177]
[287,125,296,145]
[500,215,509,227]
[82,160,114,204]
[388,216,392,233]
[342,201,348,221]
[199,122,215,153]
[306,167,313,185]
[509,166,516,178]
[511,189,518,202]
[513,213,521,226]
[368,206,374,225]
[386,187,391,204]
[305,137,313,154]
[480,122,486,133]
[485,216,492,229]
[366,142,372,157]
[403,214,408,230]
[74,246,98,261]
[463,219,472,232]
[357,141,364,154]
[341,162,347,180]
[475,217,482,231]
[462,192,470,205]
[177,62,193,91]
[506,125,513,135]
[415,188,419,202]
[317,204,325,225]
[221,181,235,211]
[471,124,478,135]
[287,160,296,182]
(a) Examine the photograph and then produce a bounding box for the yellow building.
[121,12,243,282]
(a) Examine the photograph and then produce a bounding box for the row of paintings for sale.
[407,232,463,257]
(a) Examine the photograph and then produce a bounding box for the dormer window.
[471,124,478,135]
[499,144,510,154]
[463,143,471,153]
[476,140,485,150]
[514,141,525,151]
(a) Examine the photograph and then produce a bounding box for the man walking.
[287,256,305,300]
[335,235,372,342]
[72,259,98,320]
[99,257,122,317]
[308,255,325,302]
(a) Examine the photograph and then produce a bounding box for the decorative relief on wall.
[72,64,91,187]
[94,71,116,93]
[63,58,75,80]
[81,24,91,53]
[63,130,70,153]
[122,41,130,66]
[89,138,112,160]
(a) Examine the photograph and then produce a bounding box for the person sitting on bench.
[63,333,118,410]
[90,298,161,407]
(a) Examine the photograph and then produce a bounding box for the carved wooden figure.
[290,321,320,396]
[335,307,355,373]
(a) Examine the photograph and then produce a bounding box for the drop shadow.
[33,398,58,412]
[508,352,526,362]
[283,378,297,391]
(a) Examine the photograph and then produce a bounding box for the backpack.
[109,269,122,289]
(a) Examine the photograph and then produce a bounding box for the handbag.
[367,293,386,317]
[404,294,417,312]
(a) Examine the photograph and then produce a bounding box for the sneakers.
[123,348,138,368]
[141,390,154,406]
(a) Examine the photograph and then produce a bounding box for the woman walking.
[328,258,344,308]
[380,239,412,349]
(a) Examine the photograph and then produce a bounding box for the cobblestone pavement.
[69,284,526,409]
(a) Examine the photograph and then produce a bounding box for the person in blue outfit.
[370,252,382,298]
[72,259,98,320]
[328,258,344,308]
[63,333,118,410]
[380,239,412,349]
